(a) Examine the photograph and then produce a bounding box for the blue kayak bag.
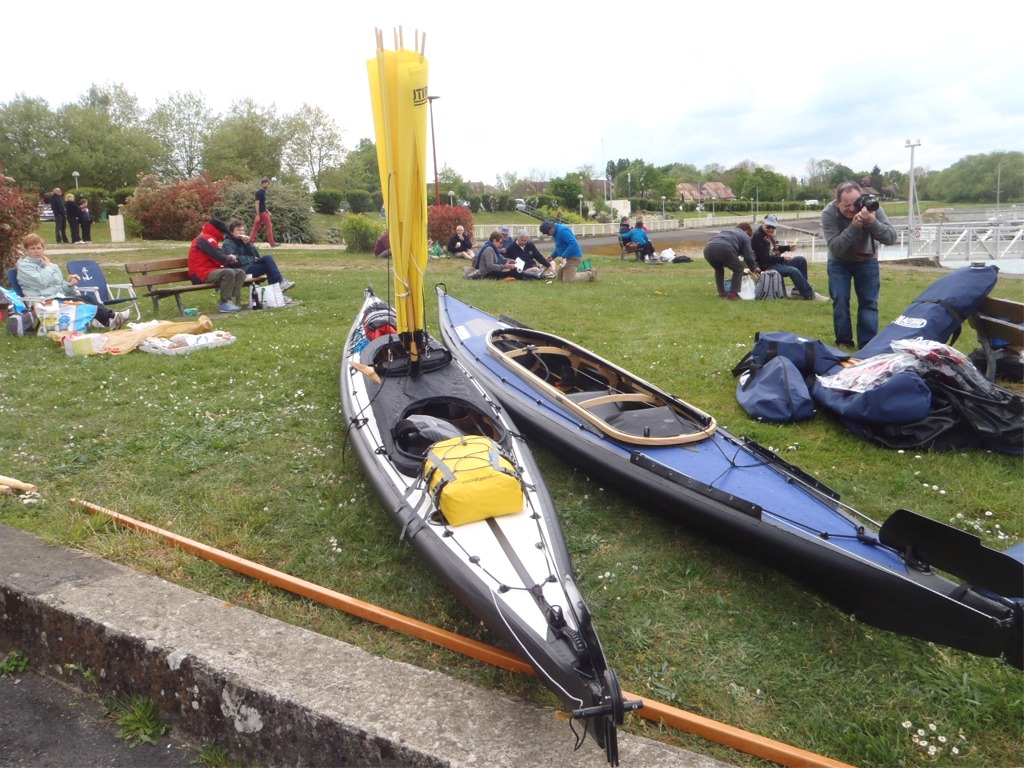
[858,264,998,358]
[733,331,849,378]
[737,356,816,423]
[810,370,933,425]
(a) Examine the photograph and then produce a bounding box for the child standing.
[78,198,93,243]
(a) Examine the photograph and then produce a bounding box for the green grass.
[1,246,1021,768]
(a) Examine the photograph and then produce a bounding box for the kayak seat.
[567,390,706,438]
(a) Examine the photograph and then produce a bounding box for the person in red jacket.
[187,219,247,312]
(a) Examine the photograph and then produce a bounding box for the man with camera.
[822,181,897,349]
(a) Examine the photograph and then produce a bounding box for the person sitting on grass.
[187,219,247,313]
[463,232,518,279]
[374,229,391,259]
[222,219,295,297]
[505,229,555,278]
[447,225,475,261]
[16,234,129,328]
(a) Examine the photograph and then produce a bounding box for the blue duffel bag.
[736,356,816,423]
[733,331,850,378]
[810,370,933,425]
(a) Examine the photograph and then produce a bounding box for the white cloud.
[4,0,1021,184]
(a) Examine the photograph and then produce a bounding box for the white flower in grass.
[951,746,959,755]
[938,735,947,744]
[917,729,926,736]
[928,745,937,756]
[928,723,937,731]
[902,721,913,729]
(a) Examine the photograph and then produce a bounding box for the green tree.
[927,151,1024,203]
[284,104,345,191]
[79,83,144,129]
[202,99,285,180]
[0,95,61,190]
[56,101,163,191]
[548,175,584,210]
[146,91,214,180]
[319,138,379,201]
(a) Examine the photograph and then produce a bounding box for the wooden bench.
[968,296,1024,381]
[124,258,265,316]
[619,236,643,261]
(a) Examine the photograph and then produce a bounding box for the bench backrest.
[971,297,1024,348]
[124,258,191,289]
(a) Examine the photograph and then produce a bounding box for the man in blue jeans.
[821,182,897,349]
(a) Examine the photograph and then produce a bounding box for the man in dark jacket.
[50,188,68,243]
[751,214,826,301]
[65,192,81,243]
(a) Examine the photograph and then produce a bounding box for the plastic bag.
[738,274,757,300]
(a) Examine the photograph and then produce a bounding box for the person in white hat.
[751,214,827,301]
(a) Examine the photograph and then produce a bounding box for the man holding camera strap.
[822,181,897,350]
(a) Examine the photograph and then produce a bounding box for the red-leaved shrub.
[124,174,230,241]
[427,205,473,247]
[0,171,40,278]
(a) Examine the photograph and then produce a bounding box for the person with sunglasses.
[751,214,826,301]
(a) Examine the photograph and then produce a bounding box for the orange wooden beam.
[71,498,853,768]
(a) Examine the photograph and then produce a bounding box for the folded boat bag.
[424,436,523,525]
[736,356,816,423]
[858,264,998,358]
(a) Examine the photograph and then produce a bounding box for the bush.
[427,205,473,247]
[339,214,382,253]
[0,172,38,276]
[313,189,343,215]
[109,187,136,217]
[212,181,316,244]
[123,174,228,240]
[346,190,373,214]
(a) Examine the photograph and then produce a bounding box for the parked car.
[38,204,54,222]
[515,198,527,212]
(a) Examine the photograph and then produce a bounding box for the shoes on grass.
[219,302,242,313]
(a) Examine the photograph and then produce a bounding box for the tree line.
[2,84,1019,214]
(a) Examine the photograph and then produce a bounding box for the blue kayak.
[436,285,1023,669]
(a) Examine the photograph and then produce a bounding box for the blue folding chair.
[7,268,28,298]
[67,260,141,320]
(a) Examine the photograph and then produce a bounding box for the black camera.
[854,194,880,213]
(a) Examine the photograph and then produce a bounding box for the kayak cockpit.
[489,329,716,446]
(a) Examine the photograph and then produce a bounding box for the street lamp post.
[661,195,666,216]
[72,171,79,189]
[578,194,584,218]
[427,95,441,207]
[906,139,921,253]
[448,191,454,207]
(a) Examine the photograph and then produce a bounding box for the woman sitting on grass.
[16,234,128,328]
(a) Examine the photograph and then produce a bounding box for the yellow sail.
[367,30,429,341]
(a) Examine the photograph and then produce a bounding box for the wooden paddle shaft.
[68,498,853,768]
[0,475,37,492]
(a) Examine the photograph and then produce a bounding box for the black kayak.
[437,285,1024,669]
[341,287,640,764]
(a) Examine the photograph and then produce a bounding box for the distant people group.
[49,188,89,244]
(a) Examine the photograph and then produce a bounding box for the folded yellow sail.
[367,30,429,339]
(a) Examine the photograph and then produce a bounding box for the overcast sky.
[5,0,1021,186]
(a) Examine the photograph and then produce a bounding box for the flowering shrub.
[427,205,473,246]
[123,174,229,241]
[0,171,40,277]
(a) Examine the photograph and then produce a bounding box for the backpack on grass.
[755,269,786,300]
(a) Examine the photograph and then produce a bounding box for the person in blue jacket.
[621,223,656,261]
[538,220,595,283]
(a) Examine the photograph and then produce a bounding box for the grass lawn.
[1,243,1021,768]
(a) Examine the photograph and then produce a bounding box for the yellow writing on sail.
[367,35,429,336]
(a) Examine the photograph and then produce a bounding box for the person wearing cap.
[187,219,248,312]
[538,220,595,282]
[702,222,758,300]
[497,226,513,255]
[751,214,826,301]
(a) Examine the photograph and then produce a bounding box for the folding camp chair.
[7,268,28,298]
[67,260,141,320]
